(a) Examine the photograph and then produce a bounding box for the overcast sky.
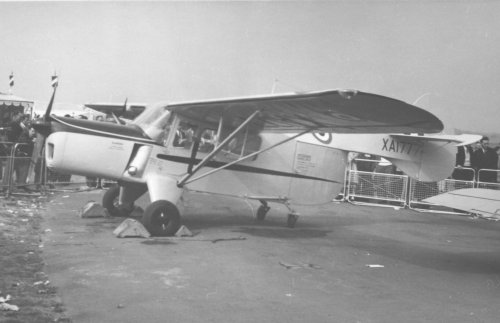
[1,1,499,134]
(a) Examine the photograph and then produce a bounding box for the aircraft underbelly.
[46,132,135,179]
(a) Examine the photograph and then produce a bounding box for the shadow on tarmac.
[335,227,500,274]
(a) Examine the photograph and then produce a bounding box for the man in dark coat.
[473,136,499,183]
[452,145,475,181]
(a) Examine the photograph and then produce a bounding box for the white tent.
[0,92,34,127]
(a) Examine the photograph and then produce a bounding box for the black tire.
[102,185,131,217]
[142,200,181,237]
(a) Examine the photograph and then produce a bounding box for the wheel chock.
[175,225,193,237]
[113,219,151,238]
[79,201,107,218]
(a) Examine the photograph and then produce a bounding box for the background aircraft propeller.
[111,98,127,125]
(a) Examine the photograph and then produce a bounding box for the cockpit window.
[218,124,262,160]
[172,121,197,149]
[133,103,173,144]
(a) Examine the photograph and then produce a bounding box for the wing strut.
[178,129,311,187]
[177,110,261,187]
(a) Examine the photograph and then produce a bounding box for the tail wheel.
[102,185,132,217]
[142,200,181,237]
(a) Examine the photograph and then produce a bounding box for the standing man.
[452,145,475,181]
[2,111,25,186]
[473,136,498,183]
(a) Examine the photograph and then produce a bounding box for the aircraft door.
[288,142,345,204]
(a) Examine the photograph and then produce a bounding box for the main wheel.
[142,200,181,237]
[102,185,132,217]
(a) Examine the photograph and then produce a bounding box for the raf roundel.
[313,132,332,144]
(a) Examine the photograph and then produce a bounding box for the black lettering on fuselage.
[382,138,389,150]
[381,138,422,155]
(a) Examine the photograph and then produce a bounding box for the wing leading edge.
[166,89,443,134]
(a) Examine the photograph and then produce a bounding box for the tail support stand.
[284,201,299,228]
[256,200,271,221]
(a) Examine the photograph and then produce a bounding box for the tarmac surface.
[40,189,500,323]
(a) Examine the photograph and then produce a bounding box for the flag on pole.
[9,72,14,87]
[51,74,58,88]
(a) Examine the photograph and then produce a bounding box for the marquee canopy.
[0,92,34,126]
[0,92,34,109]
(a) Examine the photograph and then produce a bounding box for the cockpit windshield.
[132,102,173,144]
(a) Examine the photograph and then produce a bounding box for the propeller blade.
[122,97,128,115]
[30,75,59,185]
[44,85,57,121]
[29,133,46,185]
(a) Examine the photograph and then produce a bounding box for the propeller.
[111,98,127,125]
[30,74,58,185]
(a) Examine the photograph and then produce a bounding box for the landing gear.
[256,200,270,221]
[251,198,299,227]
[142,200,181,237]
[102,185,133,217]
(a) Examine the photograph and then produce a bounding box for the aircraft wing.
[424,188,500,220]
[166,89,443,134]
[84,103,146,120]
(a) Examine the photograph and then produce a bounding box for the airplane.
[424,188,500,220]
[32,83,480,236]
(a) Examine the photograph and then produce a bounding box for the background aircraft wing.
[424,188,500,220]
[84,103,146,120]
[167,89,443,134]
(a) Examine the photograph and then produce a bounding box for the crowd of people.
[452,136,499,183]
[0,111,36,190]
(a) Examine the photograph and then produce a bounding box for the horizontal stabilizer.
[390,134,482,146]
[387,134,482,181]
[424,188,500,220]
[327,133,480,182]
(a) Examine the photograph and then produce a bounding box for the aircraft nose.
[32,119,52,135]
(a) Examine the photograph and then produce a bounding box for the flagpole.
[8,72,14,94]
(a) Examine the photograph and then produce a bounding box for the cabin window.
[172,121,198,149]
[199,129,217,153]
[219,125,262,159]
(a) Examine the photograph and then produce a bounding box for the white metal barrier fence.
[345,159,489,213]
[1,142,35,194]
[476,169,500,190]
[346,170,408,207]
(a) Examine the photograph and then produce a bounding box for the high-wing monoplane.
[33,84,475,236]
